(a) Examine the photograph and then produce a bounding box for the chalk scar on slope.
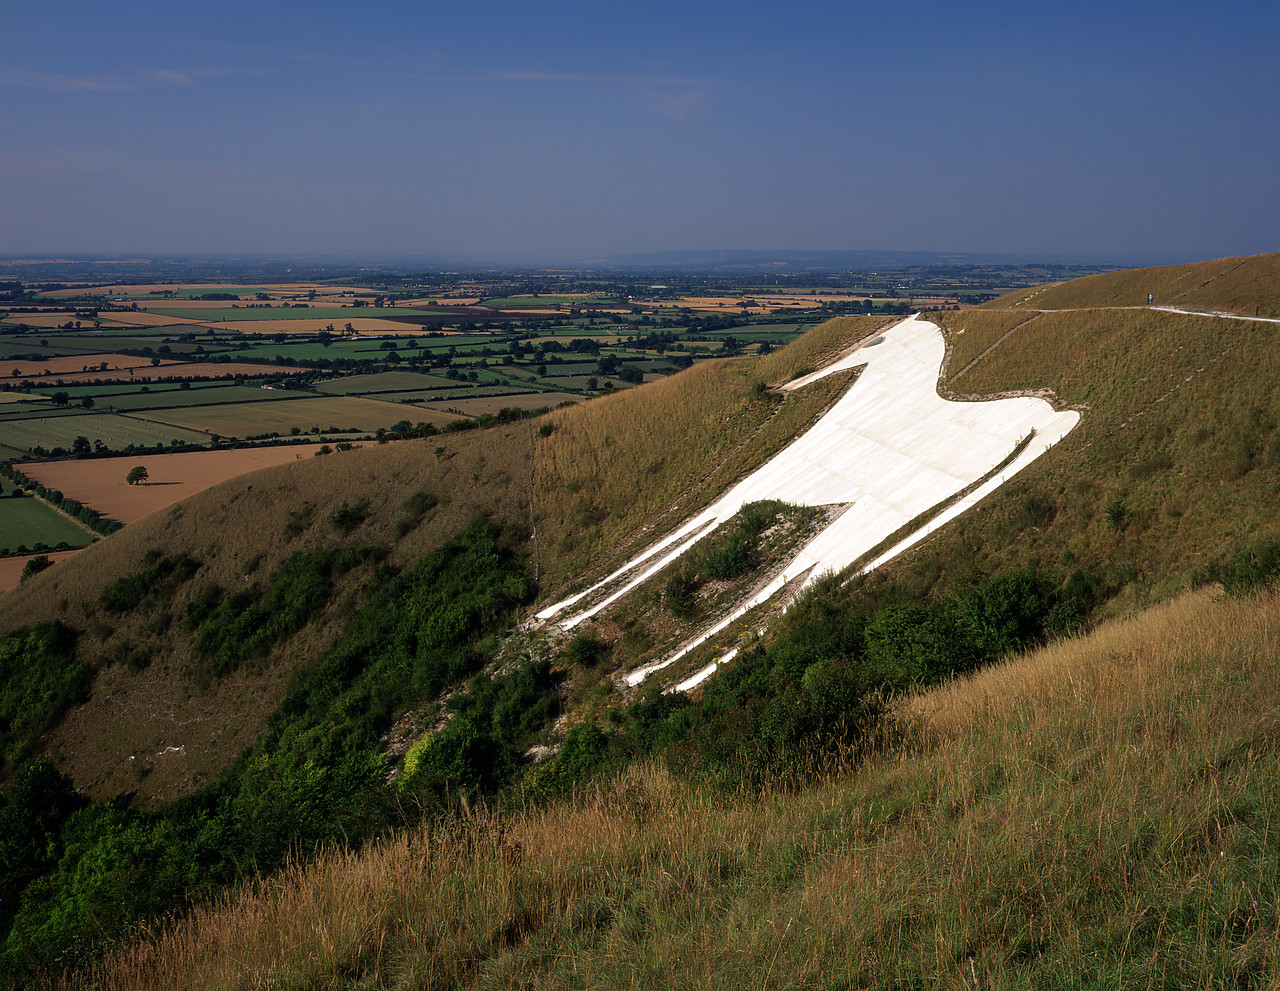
[536,314,1081,690]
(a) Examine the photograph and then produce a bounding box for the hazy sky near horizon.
[2,0,1277,265]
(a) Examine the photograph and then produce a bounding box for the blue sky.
[2,0,1277,264]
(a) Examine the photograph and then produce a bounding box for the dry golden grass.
[940,309,1044,383]
[993,250,1280,317]
[81,585,1280,989]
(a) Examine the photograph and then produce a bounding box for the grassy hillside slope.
[0,316,888,803]
[6,252,1280,984]
[995,250,1280,316]
[85,583,1280,989]
[875,301,1280,614]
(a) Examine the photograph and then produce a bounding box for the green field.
[312,371,458,395]
[700,323,813,342]
[214,340,410,362]
[0,492,95,552]
[136,395,436,436]
[0,403,80,423]
[0,411,210,455]
[0,491,94,555]
[87,385,309,412]
[0,339,104,358]
[0,331,231,359]
[27,379,248,400]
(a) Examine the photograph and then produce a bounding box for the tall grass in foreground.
[83,585,1280,989]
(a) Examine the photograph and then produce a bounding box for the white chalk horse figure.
[537,314,1079,691]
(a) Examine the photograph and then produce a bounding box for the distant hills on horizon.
[0,247,1210,278]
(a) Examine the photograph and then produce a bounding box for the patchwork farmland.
[0,262,1041,581]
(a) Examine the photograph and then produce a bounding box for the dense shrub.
[194,545,383,677]
[1220,541,1280,597]
[0,622,85,773]
[563,631,610,668]
[99,554,199,613]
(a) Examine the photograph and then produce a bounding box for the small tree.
[126,465,149,486]
[20,555,52,582]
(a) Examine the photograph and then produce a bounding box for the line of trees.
[0,463,121,536]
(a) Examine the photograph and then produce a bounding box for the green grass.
[0,494,94,552]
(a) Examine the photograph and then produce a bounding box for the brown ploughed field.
[22,443,341,525]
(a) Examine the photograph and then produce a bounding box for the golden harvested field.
[210,318,421,334]
[22,443,342,525]
[0,547,86,594]
[4,353,166,376]
[138,300,259,310]
[0,312,84,328]
[649,294,855,315]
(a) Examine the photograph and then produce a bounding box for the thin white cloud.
[489,69,707,87]
[643,87,710,123]
[0,64,248,93]
[152,69,195,86]
[0,67,138,92]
